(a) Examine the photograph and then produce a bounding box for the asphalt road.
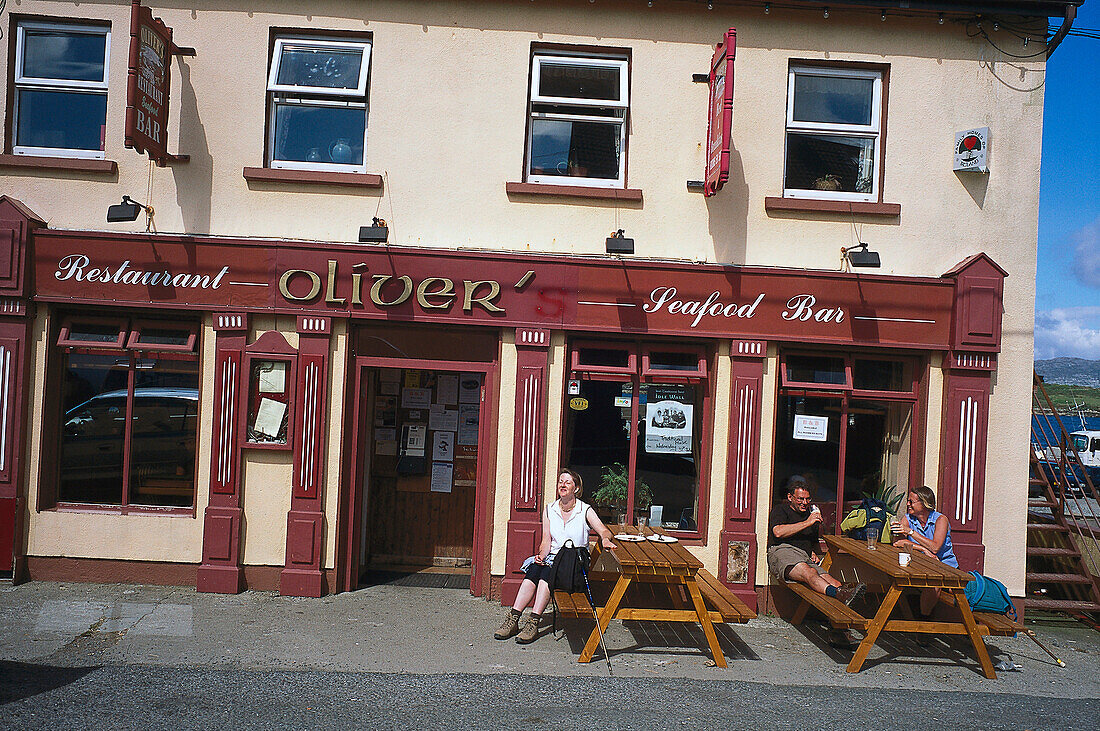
[2,663,1098,731]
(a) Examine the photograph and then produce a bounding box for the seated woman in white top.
[494,468,616,644]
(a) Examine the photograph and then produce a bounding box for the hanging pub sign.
[125,1,189,165]
[704,28,736,197]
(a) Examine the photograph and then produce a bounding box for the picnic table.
[792,534,1016,679]
[559,524,754,668]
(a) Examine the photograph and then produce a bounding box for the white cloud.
[1073,216,1100,288]
[1034,307,1100,359]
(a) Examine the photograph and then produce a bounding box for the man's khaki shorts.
[767,544,827,581]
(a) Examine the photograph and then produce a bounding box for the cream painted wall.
[321,320,349,571]
[490,330,517,576]
[23,311,212,563]
[6,1,1043,589]
[753,345,780,587]
[240,453,292,566]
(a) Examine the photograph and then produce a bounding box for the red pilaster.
[197,313,249,593]
[0,197,42,580]
[280,316,331,597]
[501,327,551,605]
[718,339,766,611]
[937,354,996,572]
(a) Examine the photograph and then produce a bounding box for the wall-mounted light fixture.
[106,196,152,223]
[842,242,881,268]
[606,229,634,254]
[359,217,389,243]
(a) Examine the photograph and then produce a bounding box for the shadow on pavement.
[0,661,98,704]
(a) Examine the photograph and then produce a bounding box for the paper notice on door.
[436,374,459,405]
[458,403,480,445]
[402,387,431,409]
[793,414,828,442]
[429,407,459,432]
[374,440,397,456]
[253,397,287,438]
[433,431,455,461]
[459,373,481,404]
[430,462,453,493]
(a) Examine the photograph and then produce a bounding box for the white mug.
[898,552,911,567]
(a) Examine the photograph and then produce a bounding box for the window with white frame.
[526,51,629,188]
[266,35,371,171]
[783,65,883,201]
[13,20,110,158]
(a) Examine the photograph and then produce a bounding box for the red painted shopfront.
[0,197,1004,605]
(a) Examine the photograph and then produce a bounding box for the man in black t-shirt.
[767,475,864,605]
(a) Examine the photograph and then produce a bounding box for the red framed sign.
[704,28,736,197]
[125,1,178,165]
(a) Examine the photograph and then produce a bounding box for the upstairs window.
[783,65,883,202]
[526,51,629,188]
[266,34,371,172]
[13,20,110,158]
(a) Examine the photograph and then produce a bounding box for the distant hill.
[1034,358,1100,387]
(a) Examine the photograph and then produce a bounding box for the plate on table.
[613,533,646,542]
[646,534,678,543]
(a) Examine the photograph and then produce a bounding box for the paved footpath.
[1,580,1098,729]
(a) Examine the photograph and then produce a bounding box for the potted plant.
[812,173,842,191]
[591,462,653,525]
[862,481,905,516]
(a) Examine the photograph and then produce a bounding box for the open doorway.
[355,366,484,587]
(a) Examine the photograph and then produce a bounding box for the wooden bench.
[553,590,593,619]
[972,612,1021,636]
[695,569,756,623]
[787,581,871,631]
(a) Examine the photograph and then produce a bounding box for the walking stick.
[579,549,613,675]
[1024,627,1066,667]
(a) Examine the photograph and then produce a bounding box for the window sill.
[0,153,117,174]
[243,167,383,188]
[506,181,643,202]
[764,196,901,216]
[51,502,195,517]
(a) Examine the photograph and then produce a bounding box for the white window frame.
[783,65,882,203]
[266,36,371,173]
[12,20,111,160]
[526,54,629,189]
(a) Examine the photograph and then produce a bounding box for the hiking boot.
[494,610,521,640]
[829,629,860,648]
[836,582,866,606]
[515,613,542,644]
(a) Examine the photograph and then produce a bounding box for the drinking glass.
[866,524,880,550]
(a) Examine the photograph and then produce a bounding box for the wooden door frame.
[337,356,498,595]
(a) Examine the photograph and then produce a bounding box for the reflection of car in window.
[61,387,199,494]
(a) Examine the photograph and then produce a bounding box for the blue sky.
[1034,3,1100,360]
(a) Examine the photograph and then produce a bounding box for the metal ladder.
[1027,373,1100,619]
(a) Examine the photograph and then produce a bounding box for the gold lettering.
[279,269,322,302]
[463,280,504,313]
[351,272,363,306]
[415,277,456,310]
[370,274,413,306]
[325,260,346,305]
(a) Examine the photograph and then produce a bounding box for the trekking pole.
[1024,628,1066,667]
[579,555,613,675]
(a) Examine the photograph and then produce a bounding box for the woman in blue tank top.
[894,484,957,615]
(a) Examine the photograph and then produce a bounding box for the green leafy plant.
[863,481,904,515]
[591,462,653,513]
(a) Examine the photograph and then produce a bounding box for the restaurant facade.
[0,0,1070,610]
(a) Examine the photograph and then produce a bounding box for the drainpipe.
[1047,4,1077,59]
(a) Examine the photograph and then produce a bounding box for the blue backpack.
[964,571,1017,620]
[843,497,888,541]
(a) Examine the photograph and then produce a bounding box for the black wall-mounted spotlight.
[106,196,150,223]
[606,229,634,254]
[359,217,389,243]
[844,242,881,268]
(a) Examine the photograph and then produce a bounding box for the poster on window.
[793,414,828,442]
[644,386,693,454]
